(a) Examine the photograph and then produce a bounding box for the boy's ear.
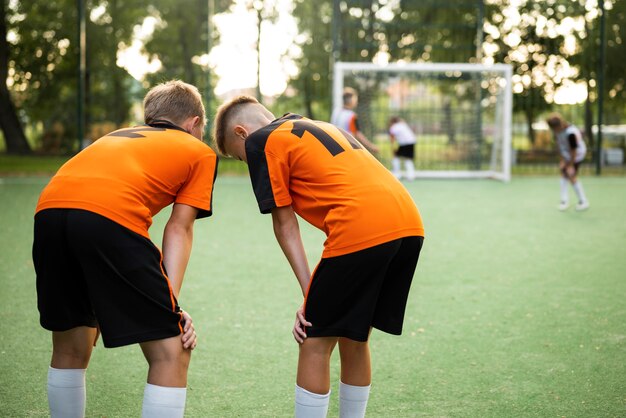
[182,116,200,132]
[233,125,247,139]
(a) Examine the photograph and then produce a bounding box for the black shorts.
[304,236,424,342]
[395,144,415,159]
[33,209,183,348]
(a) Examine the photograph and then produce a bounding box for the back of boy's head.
[546,113,566,130]
[389,116,401,125]
[144,80,206,127]
[213,95,259,156]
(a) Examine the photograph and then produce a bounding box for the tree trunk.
[443,99,456,144]
[177,9,196,86]
[0,1,30,154]
[525,106,536,147]
[584,79,594,150]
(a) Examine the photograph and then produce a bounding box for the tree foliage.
[2,0,223,153]
[2,0,625,154]
[1,0,29,153]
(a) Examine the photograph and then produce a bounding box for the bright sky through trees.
[50,0,608,103]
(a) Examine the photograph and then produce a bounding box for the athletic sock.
[339,381,370,418]
[295,384,330,418]
[572,180,588,203]
[404,159,416,180]
[391,157,402,179]
[47,366,86,418]
[142,383,187,418]
[560,177,569,204]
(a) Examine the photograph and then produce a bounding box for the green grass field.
[1,175,625,417]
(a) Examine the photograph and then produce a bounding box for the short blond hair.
[143,80,206,127]
[212,95,259,156]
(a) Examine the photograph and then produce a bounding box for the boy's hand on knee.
[181,310,197,350]
[293,304,312,344]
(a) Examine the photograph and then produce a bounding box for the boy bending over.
[213,96,424,418]
[33,80,218,417]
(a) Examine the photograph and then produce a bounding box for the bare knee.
[141,336,190,386]
[338,338,371,386]
[297,337,337,394]
[338,338,369,357]
[300,337,337,359]
[51,346,92,369]
[51,327,96,369]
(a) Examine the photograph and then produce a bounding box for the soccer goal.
[333,62,513,181]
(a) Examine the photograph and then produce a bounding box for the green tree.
[483,1,580,145]
[291,0,333,119]
[1,0,30,153]
[578,0,626,125]
[289,0,482,122]
[4,0,147,153]
[86,0,147,127]
[143,0,209,90]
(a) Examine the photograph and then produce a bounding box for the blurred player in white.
[331,87,379,154]
[546,113,590,211]
[388,116,417,181]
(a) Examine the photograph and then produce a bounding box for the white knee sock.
[339,381,370,418]
[404,159,416,180]
[572,181,588,203]
[295,384,330,418]
[47,367,86,418]
[142,383,187,418]
[560,177,569,203]
[391,157,402,179]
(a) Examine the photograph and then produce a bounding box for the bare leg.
[297,337,338,394]
[337,336,372,418]
[338,338,371,386]
[51,326,97,369]
[48,327,97,418]
[140,336,191,418]
[140,335,191,387]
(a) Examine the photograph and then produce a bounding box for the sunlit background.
[1,0,625,175]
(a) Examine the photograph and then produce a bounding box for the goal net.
[332,62,513,181]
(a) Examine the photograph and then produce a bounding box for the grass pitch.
[0,175,625,417]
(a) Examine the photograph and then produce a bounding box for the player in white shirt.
[388,116,417,181]
[331,87,379,154]
[546,113,590,211]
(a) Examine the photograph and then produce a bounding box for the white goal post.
[333,62,513,181]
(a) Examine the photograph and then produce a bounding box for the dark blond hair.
[212,95,259,156]
[143,80,206,127]
[546,113,566,130]
[343,87,357,105]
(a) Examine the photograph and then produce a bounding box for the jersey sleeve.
[175,150,218,218]
[246,135,292,214]
[351,114,360,133]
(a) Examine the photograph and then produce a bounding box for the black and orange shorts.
[304,236,424,342]
[33,209,183,348]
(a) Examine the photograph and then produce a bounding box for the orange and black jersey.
[36,123,218,238]
[245,113,424,258]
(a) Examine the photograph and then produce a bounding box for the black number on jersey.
[107,127,165,139]
[290,120,362,156]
